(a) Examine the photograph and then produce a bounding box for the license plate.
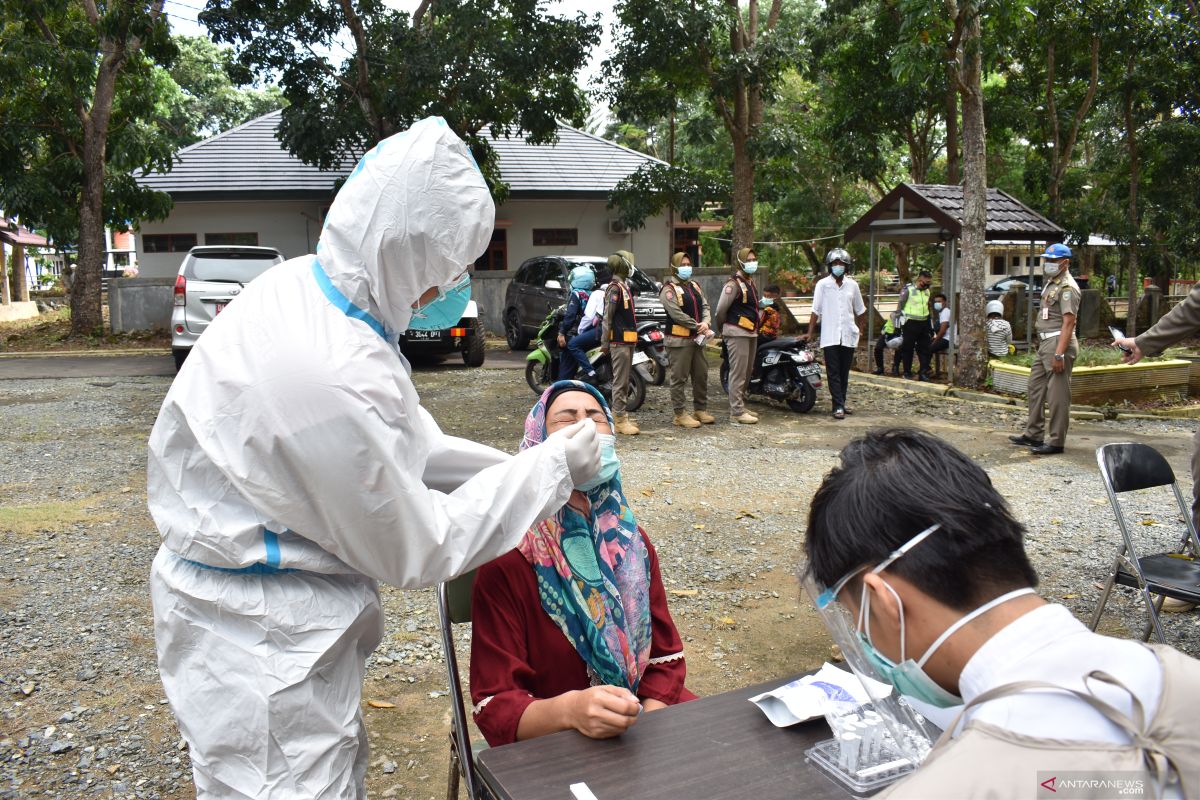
[407,330,440,340]
[213,302,227,315]
[632,351,649,365]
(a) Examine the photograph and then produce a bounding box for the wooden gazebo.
[845,184,1065,370]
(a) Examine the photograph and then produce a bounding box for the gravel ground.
[2,363,1198,798]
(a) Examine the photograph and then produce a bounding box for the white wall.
[137,197,674,279]
[134,200,326,278]
[496,199,673,273]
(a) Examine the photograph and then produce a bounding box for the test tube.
[842,732,862,776]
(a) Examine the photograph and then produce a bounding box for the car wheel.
[172,347,189,373]
[505,309,530,351]
[462,330,486,367]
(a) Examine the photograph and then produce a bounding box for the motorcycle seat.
[758,337,804,351]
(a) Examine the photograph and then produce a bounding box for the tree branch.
[1061,36,1099,177]
[1045,40,1059,174]
[766,0,783,31]
[412,0,434,27]
[81,0,100,26]
[337,0,380,139]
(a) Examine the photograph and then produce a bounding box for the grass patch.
[0,305,169,352]
[0,498,116,535]
[999,345,1167,368]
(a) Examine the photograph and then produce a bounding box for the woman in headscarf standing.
[714,247,761,424]
[470,381,696,746]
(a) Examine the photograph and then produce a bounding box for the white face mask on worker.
[1042,260,1065,277]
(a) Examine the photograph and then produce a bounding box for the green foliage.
[1000,345,1165,368]
[201,0,599,196]
[0,0,177,247]
[607,163,728,231]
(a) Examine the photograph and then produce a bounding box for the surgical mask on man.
[409,273,471,331]
[760,298,774,308]
[934,302,944,312]
[742,261,759,275]
[1043,259,1065,278]
[579,434,620,491]
[677,266,693,281]
[831,265,846,278]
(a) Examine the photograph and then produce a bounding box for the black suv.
[503,255,666,350]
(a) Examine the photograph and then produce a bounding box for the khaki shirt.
[1036,272,1081,334]
[659,277,711,347]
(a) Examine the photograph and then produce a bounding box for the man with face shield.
[802,428,1200,798]
[146,118,603,799]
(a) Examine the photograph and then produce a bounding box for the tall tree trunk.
[1123,76,1140,336]
[71,152,106,334]
[731,131,755,255]
[944,60,960,184]
[953,4,987,388]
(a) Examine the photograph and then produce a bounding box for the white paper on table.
[748,663,893,727]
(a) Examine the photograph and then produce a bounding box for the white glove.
[550,418,601,488]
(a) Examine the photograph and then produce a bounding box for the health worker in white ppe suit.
[147,117,602,799]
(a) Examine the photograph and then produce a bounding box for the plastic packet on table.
[748,662,889,727]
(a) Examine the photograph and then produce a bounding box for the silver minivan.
[171,246,284,371]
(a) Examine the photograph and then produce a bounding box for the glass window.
[184,251,281,283]
[143,233,197,253]
[473,230,507,271]
[206,232,259,247]
[532,228,578,247]
[991,255,1006,275]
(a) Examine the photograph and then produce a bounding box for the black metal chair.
[437,570,497,800]
[1091,442,1200,643]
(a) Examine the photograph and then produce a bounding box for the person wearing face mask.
[897,269,934,380]
[714,247,762,424]
[803,428,1200,799]
[1009,243,1080,455]
[806,248,866,420]
[146,119,603,798]
[659,252,714,428]
[757,284,783,344]
[469,381,697,746]
[601,250,641,436]
[557,266,597,380]
[928,293,953,357]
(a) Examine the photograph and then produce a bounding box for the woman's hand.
[564,686,640,738]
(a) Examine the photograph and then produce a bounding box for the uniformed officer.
[660,252,714,428]
[897,269,933,380]
[601,250,640,436]
[714,247,761,424]
[1010,243,1079,455]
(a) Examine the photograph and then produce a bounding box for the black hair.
[918,270,932,279]
[765,284,781,294]
[934,293,947,302]
[592,266,613,285]
[803,428,1038,610]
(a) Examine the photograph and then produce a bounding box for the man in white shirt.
[929,293,953,355]
[803,428,1200,799]
[805,248,866,419]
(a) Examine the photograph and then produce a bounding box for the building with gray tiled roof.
[132,112,705,332]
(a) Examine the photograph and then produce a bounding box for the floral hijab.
[518,381,653,692]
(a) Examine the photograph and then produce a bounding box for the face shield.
[799,525,943,791]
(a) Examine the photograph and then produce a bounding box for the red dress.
[469,530,697,746]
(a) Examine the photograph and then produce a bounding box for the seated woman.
[470,380,696,747]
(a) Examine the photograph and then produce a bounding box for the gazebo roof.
[844,183,1065,244]
[0,219,48,247]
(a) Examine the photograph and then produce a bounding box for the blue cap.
[1041,243,1072,260]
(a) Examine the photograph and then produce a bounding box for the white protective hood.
[317,116,494,334]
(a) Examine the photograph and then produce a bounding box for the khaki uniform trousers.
[610,344,634,416]
[666,341,709,414]
[1023,334,1078,447]
[724,334,757,416]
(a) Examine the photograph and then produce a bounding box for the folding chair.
[1091,442,1200,643]
[437,570,497,800]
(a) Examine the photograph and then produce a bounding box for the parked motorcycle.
[720,337,822,413]
[524,307,648,412]
[637,321,669,386]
